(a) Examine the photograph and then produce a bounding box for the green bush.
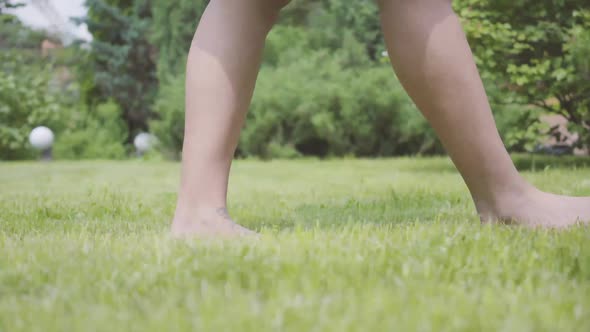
[0,13,45,49]
[565,23,590,147]
[484,81,547,152]
[53,101,128,160]
[0,43,129,161]
[242,49,442,158]
[0,51,64,160]
[150,0,208,80]
[492,103,547,152]
[456,1,590,149]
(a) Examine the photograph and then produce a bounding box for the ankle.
[473,181,538,221]
[173,204,228,222]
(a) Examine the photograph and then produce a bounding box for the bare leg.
[378,0,590,228]
[171,0,288,237]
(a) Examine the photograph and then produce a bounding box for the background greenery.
[2,2,589,329]
[1,0,589,160]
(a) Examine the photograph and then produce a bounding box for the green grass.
[1,157,590,331]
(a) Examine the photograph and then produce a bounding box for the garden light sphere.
[134,133,154,154]
[29,126,54,150]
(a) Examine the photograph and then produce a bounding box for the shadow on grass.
[251,190,476,231]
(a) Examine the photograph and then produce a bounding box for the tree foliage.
[82,0,157,140]
[150,0,208,81]
[0,52,63,160]
[53,101,128,160]
[456,0,590,148]
[0,12,45,49]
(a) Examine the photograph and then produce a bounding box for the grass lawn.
[1,156,590,331]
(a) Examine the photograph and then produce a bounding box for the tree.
[82,0,157,141]
[279,0,384,60]
[456,0,590,148]
[308,0,383,60]
[0,12,46,50]
[150,0,208,80]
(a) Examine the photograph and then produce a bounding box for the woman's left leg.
[378,0,590,227]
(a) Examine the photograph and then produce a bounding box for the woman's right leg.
[171,0,289,237]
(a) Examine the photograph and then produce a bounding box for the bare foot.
[171,207,257,238]
[478,188,590,229]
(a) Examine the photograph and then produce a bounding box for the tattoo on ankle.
[216,207,232,221]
